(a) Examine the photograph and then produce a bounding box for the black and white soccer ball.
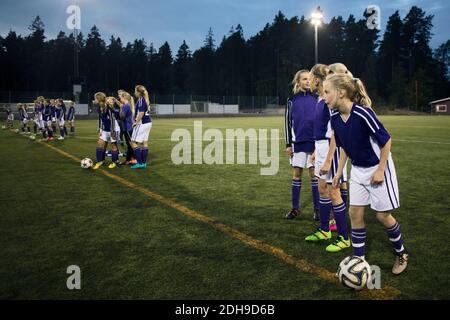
[80,158,93,169]
[337,256,372,291]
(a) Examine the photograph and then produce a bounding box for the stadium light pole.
[311,6,323,64]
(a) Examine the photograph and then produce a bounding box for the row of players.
[285,62,408,275]
[9,98,76,140]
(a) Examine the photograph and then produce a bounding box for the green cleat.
[305,228,332,242]
[326,236,351,252]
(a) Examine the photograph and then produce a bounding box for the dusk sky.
[0,0,448,51]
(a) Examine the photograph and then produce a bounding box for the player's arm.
[133,111,144,127]
[320,132,337,176]
[371,138,392,185]
[284,100,293,156]
[332,147,348,189]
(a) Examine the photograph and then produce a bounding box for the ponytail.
[353,78,372,108]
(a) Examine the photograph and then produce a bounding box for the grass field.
[1,115,449,300]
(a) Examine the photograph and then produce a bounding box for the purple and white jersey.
[330,103,391,168]
[314,99,332,141]
[135,97,152,124]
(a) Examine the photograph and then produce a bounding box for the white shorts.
[314,140,348,183]
[22,119,29,125]
[100,129,121,143]
[58,119,65,127]
[52,117,56,122]
[132,122,152,143]
[7,114,14,121]
[349,154,400,212]
[45,120,52,127]
[290,151,314,169]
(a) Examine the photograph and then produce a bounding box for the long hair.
[291,69,310,94]
[325,73,372,108]
[94,92,107,110]
[135,85,150,110]
[122,92,135,118]
[328,63,353,78]
[310,64,330,95]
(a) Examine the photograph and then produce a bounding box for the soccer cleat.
[392,251,409,275]
[129,159,138,165]
[131,163,145,169]
[330,219,337,232]
[285,208,300,220]
[108,162,117,169]
[313,208,320,221]
[325,235,351,252]
[47,137,54,141]
[93,162,104,170]
[58,136,64,140]
[305,228,332,242]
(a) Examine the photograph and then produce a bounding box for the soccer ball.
[1,125,5,129]
[80,158,93,169]
[14,129,20,133]
[337,256,372,291]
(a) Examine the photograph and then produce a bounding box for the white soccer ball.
[80,158,93,169]
[1,125,5,129]
[337,256,372,291]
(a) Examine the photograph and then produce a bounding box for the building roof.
[430,97,450,104]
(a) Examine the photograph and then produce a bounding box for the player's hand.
[332,173,342,189]
[286,147,293,156]
[371,169,384,186]
[310,152,316,165]
[320,160,331,176]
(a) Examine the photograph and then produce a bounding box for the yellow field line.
[38,140,401,300]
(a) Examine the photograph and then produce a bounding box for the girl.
[113,91,136,165]
[67,101,76,136]
[304,64,351,253]
[55,99,67,140]
[43,99,54,141]
[92,93,121,169]
[284,70,320,219]
[50,99,57,133]
[131,85,152,169]
[324,73,408,274]
[18,103,30,134]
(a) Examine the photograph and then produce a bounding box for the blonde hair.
[292,69,310,94]
[122,92,135,118]
[325,73,372,108]
[94,92,107,109]
[135,85,150,109]
[328,63,353,78]
[310,64,330,95]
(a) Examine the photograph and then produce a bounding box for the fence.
[0,91,285,115]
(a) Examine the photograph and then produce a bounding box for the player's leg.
[94,135,107,169]
[325,185,350,252]
[285,166,302,219]
[305,178,332,241]
[108,142,120,169]
[308,165,320,220]
[58,119,65,140]
[47,120,54,140]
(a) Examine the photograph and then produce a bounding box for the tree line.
[0,6,448,109]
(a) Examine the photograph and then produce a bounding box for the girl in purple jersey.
[324,73,408,275]
[131,85,152,169]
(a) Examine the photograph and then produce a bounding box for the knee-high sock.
[96,148,105,163]
[332,202,349,240]
[34,124,37,134]
[292,179,301,209]
[340,188,348,205]
[48,129,53,138]
[70,126,75,133]
[133,148,142,164]
[386,222,405,254]
[311,179,320,211]
[351,228,366,258]
[141,148,149,164]
[319,198,332,231]
[112,150,119,163]
[60,127,65,137]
